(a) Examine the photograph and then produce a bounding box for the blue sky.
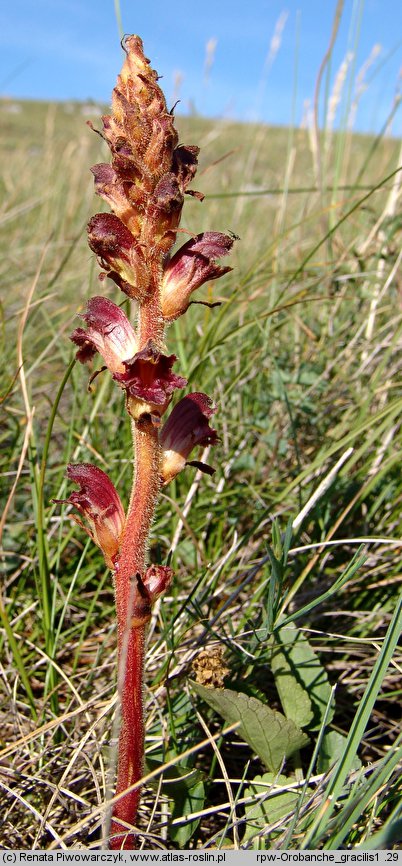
[1,0,401,135]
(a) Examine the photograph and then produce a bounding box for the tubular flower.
[71,300,186,419]
[87,214,149,299]
[160,393,219,484]
[70,296,137,371]
[117,342,188,420]
[161,232,235,321]
[56,464,125,569]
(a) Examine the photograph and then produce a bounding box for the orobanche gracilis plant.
[58,36,235,849]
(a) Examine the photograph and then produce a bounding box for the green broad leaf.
[191,682,309,772]
[243,773,299,844]
[317,730,362,773]
[145,758,204,788]
[145,759,205,848]
[169,777,205,847]
[271,622,334,730]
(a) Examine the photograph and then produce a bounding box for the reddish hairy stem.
[138,287,165,347]
[110,294,163,850]
[110,626,145,849]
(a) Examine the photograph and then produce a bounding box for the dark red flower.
[160,392,219,483]
[161,231,235,321]
[55,464,125,568]
[115,341,187,420]
[70,296,137,371]
[87,213,149,299]
[71,301,186,418]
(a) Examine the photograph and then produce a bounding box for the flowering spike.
[160,392,219,484]
[161,231,235,321]
[89,34,201,268]
[58,35,235,849]
[55,464,125,569]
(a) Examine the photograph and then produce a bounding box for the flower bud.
[130,566,173,628]
[91,163,142,238]
[143,565,173,602]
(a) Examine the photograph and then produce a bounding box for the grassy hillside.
[0,96,401,850]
